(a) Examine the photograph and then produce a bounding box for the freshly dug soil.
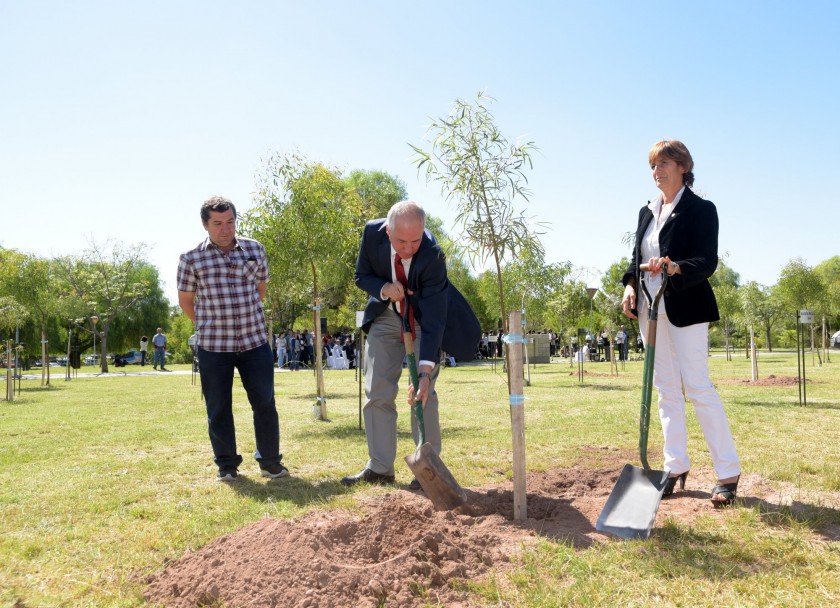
[714,374,810,386]
[145,452,838,608]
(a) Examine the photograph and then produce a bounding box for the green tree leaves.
[410,92,545,333]
[53,240,154,373]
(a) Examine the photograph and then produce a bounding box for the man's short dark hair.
[201,196,237,225]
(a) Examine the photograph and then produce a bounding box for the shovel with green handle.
[401,305,467,511]
[596,263,671,539]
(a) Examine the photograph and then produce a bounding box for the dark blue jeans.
[153,347,166,368]
[197,342,281,469]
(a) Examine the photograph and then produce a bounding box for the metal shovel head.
[404,442,467,511]
[596,464,670,540]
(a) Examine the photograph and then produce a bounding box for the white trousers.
[639,309,740,479]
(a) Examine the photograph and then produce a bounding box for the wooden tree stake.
[508,310,527,521]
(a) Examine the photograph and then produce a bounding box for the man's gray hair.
[386,200,426,231]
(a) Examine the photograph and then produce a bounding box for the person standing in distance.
[177,196,288,482]
[139,335,149,366]
[344,200,479,488]
[152,328,168,370]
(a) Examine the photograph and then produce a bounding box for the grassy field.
[1,350,839,607]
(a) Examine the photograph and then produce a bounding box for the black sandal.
[710,475,740,508]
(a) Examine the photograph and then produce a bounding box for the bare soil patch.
[566,369,618,377]
[144,450,839,608]
[718,374,803,386]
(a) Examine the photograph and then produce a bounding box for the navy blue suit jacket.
[623,187,720,327]
[355,219,480,362]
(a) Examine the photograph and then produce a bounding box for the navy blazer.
[355,219,480,361]
[623,187,720,327]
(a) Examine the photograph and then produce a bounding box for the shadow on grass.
[320,424,368,439]
[281,392,362,403]
[646,496,840,579]
[647,521,755,578]
[224,473,348,506]
[581,384,631,392]
[739,399,840,411]
[11,383,66,394]
[656,491,840,530]
[548,383,630,392]
[743,496,840,541]
[456,487,600,549]
[318,423,474,442]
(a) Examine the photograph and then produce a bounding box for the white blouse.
[639,186,685,315]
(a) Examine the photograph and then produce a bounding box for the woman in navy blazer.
[621,140,741,507]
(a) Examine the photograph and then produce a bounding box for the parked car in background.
[832,330,840,349]
[118,350,144,365]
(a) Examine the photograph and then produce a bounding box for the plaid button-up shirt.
[177,236,269,353]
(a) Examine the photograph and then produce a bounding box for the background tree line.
[2,174,838,373]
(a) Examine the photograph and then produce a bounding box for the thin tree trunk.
[725,322,731,361]
[41,328,49,386]
[5,341,13,401]
[478,195,510,385]
[100,331,109,373]
[312,261,327,421]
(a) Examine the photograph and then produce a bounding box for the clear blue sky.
[2,1,837,304]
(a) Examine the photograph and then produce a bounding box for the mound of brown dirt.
[721,374,802,386]
[144,459,837,608]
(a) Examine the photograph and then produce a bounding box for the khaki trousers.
[363,308,441,476]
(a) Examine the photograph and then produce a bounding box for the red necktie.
[394,253,415,339]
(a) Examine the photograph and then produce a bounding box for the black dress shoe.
[407,478,422,491]
[341,468,395,487]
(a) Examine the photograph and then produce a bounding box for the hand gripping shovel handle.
[638,263,668,470]
[402,305,425,446]
[399,302,468,511]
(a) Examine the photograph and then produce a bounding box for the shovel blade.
[595,464,670,540]
[404,442,467,511]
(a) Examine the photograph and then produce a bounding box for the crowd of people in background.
[273,330,357,370]
[474,326,643,363]
[143,323,642,371]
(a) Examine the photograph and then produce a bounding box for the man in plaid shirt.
[177,196,288,481]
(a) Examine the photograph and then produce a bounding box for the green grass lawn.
[1,351,839,607]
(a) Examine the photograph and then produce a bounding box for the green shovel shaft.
[406,352,426,445]
[403,327,426,446]
[639,343,655,470]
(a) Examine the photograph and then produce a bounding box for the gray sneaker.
[260,462,289,479]
[217,467,238,482]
